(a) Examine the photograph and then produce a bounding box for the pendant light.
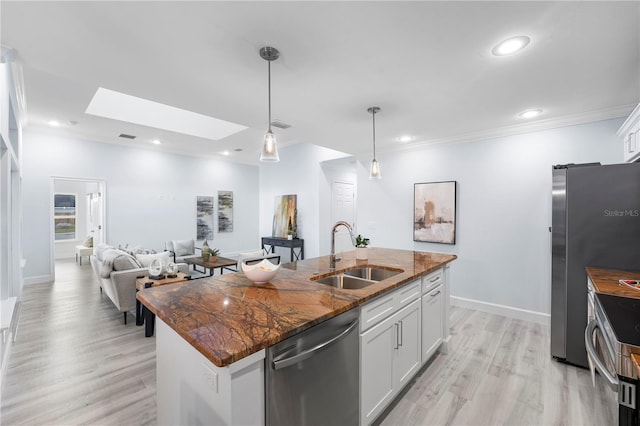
[367,106,382,180]
[259,46,280,162]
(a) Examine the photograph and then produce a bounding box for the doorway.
[332,181,356,255]
[50,177,105,280]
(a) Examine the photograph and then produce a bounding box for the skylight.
[85,88,247,140]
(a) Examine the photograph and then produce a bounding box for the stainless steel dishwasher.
[266,308,360,426]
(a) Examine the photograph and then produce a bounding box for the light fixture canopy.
[368,106,382,180]
[259,46,280,162]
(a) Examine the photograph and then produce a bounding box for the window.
[54,194,76,241]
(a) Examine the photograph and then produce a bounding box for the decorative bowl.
[241,259,280,284]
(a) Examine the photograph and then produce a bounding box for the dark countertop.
[137,248,457,367]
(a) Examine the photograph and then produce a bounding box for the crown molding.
[383,104,636,155]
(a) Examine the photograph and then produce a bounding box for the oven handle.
[585,319,619,391]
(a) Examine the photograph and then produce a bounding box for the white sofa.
[90,244,188,324]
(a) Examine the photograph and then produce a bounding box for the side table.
[75,245,93,265]
[136,272,188,337]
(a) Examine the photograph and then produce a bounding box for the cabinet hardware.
[429,277,440,283]
[431,290,441,297]
[394,323,400,349]
[399,320,403,347]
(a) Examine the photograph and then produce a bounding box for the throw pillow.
[136,251,171,268]
[173,240,195,257]
[113,252,143,271]
[165,241,175,253]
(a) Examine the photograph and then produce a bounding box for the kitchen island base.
[156,319,265,426]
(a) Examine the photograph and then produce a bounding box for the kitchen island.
[137,248,456,425]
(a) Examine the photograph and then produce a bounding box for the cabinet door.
[360,315,396,425]
[421,285,443,364]
[394,299,422,389]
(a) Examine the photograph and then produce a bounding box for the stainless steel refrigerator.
[551,162,640,368]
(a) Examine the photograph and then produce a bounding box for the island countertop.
[137,247,456,367]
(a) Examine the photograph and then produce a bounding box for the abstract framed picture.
[218,191,233,233]
[272,194,297,238]
[414,181,456,244]
[196,196,214,240]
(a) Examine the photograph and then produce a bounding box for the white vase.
[355,247,368,260]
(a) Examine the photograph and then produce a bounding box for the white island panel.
[156,318,265,426]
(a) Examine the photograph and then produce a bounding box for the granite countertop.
[137,247,456,367]
[586,266,640,299]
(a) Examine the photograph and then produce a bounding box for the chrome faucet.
[330,221,356,269]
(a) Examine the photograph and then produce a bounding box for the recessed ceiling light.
[48,120,61,127]
[492,36,531,56]
[151,139,162,145]
[86,87,247,140]
[518,109,543,119]
[221,150,230,156]
[398,135,414,143]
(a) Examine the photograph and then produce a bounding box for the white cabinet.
[421,285,443,363]
[360,299,421,425]
[394,299,422,388]
[618,103,640,163]
[360,312,396,424]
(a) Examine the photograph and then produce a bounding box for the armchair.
[165,240,202,263]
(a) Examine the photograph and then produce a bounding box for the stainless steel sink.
[343,267,401,281]
[311,267,403,290]
[313,274,376,290]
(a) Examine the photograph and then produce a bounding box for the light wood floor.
[1,259,618,425]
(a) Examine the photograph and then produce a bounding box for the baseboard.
[451,296,550,326]
[23,275,52,285]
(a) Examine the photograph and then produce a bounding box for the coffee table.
[183,256,237,276]
[136,272,188,337]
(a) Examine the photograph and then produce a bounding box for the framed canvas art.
[218,191,233,232]
[196,196,214,240]
[272,194,297,238]
[414,181,456,244]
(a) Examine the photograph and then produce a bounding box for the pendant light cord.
[372,109,376,160]
[267,59,272,133]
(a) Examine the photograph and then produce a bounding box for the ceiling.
[2,1,638,165]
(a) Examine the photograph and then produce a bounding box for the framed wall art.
[218,191,233,232]
[414,181,456,244]
[272,194,297,238]
[196,196,214,240]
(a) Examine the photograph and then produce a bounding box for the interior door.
[331,181,355,255]
[89,189,104,245]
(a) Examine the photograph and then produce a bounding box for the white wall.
[259,143,349,261]
[22,130,260,283]
[355,118,624,320]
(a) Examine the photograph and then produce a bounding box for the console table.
[261,237,304,262]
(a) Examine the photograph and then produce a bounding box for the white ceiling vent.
[270,119,291,130]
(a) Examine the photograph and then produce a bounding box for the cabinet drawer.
[360,292,395,333]
[422,268,443,293]
[395,279,420,310]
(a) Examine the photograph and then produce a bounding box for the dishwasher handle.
[584,319,619,391]
[272,319,359,370]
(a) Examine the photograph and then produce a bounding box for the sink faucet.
[330,221,356,269]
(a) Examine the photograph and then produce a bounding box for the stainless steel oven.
[586,292,640,425]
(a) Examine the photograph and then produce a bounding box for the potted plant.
[355,234,370,260]
[210,248,220,262]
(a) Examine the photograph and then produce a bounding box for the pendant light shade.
[367,106,382,180]
[259,46,280,162]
